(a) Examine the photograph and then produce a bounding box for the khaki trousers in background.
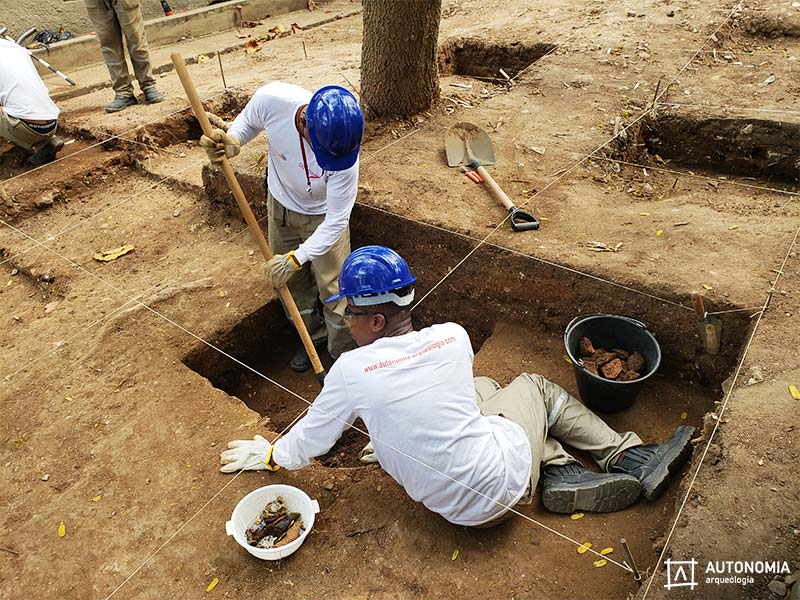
[84,0,155,96]
[267,192,354,358]
[0,108,56,150]
[474,373,643,508]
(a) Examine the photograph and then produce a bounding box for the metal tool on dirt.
[692,292,721,355]
[445,122,539,232]
[171,52,326,386]
[620,538,642,586]
[0,26,77,86]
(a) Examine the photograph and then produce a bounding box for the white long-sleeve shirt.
[272,323,532,526]
[0,39,60,121]
[228,82,358,265]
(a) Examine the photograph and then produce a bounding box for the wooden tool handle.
[475,165,515,211]
[691,292,706,319]
[171,53,325,380]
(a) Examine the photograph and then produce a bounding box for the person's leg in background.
[84,0,138,112]
[266,193,327,372]
[308,226,354,359]
[0,107,62,165]
[113,0,163,104]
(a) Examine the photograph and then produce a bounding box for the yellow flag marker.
[656,229,664,236]
[680,411,688,420]
[571,512,585,520]
[58,522,66,538]
[701,284,713,291]
[600,547,614,555]
[451,549,459,561]
[728,224,739,230]
[206,577,219,592]
[563,355,572,365]
[92,495,102,502]
[594,559,608,568]
[218,290,226,298]
[577,542,592,554]
[789,384,800,400]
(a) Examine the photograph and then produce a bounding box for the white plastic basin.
[226,484,320,560]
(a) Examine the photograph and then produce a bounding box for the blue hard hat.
[325,245,416,306]
[306,85,364,172]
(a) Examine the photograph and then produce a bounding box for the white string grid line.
[2,201,274,387]
[3,281,165,382]
[413,1,746,310]
[99,5,769,589]
[0,218,635,600]
[0,86,234,188]
[2,0,773,594]
[0,158,206,269]
[589,156,800,199]
[640,222,799,598]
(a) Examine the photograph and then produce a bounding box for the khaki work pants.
[267,192,353,358]
[84,0,155,96]
[0,108,56,150]
[475,373,642,518]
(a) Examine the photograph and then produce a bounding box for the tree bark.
[360,0,442,118]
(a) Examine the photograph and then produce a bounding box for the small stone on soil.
[41,473,49,481]
[768,580,786,596]
[627,352,645,373]
[601,358,625,380]
[591,350,617,367]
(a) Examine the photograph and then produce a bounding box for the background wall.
[3,0,220,38]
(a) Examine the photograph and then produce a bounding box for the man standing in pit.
[0,38,64,165]
[84,0,164,113]
[200,83,364,372]
[218,245,696,524]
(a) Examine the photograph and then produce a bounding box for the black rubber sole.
[105,97,138,114]
[542,474,642,514]
[640,425,696,501]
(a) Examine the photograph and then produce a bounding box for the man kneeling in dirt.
[219,246,695,525]
[0,39,64,165]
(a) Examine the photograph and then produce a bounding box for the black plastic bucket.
[564,314,661,413]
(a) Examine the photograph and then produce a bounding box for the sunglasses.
[344,305,384,320]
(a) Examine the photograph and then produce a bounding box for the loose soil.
[1,0,798,599]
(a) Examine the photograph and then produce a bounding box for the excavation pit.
[617,114,800,183]
[182,200,756,595]
[438,38,557,79]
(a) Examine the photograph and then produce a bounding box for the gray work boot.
[142,86,164,104]
[105,94,138,113]
[611,426,696,501]
[28,136,65,166]
[540,463,641,514]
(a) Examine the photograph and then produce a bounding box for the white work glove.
[205,111,229,131]
[200,127,240,163]
[359,441,379,464]
[265,251,302,288]
[219,434,280,473]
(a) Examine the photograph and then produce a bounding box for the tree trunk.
[360,0,442,118]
